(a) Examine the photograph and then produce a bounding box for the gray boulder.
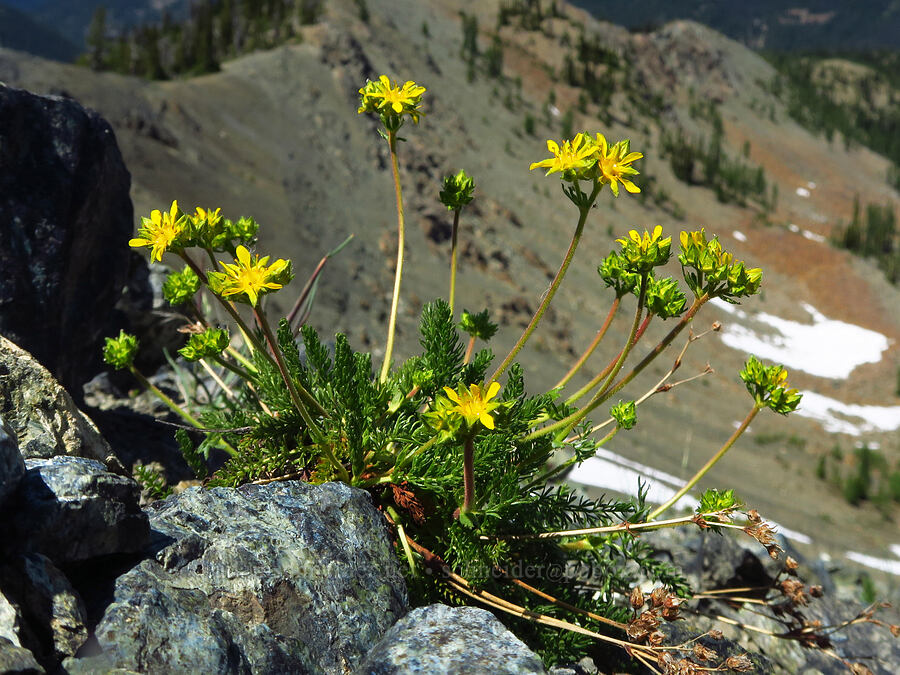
[0,84,133,396]
[0,336,110,462]
[65,481,407,674]
[0,414,24,506]
[0,553,88,670]
[0,637,42,675]
[6,456,148,563]
[357,604,547,675]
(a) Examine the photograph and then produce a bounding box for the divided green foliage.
[175,428,208,480]
[133,464,172,500]
[418,300,465,393]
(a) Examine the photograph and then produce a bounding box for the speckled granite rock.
[0,414,24,507]
[0,553,88,669]
[356,604,547,675]
[0,336,110,462]
[64,481,407,674]
[5,456,148,563]
[0,637,42,674]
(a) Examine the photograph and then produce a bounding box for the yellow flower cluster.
[358,75,426,125]
[129,200,186,262]
[530,132,642,195]
[204,245,291,307]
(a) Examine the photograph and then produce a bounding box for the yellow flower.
[358,75,426,123]
[192,206,222,228]
[595,133,643,196]
[616,226,672,272]
[442,381,502,430]
[129,200,186,262]
[215,245,291,307]
[529,133,597,180]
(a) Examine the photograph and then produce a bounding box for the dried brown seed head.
[692,643,717,661]
[724,653,754,671]
[630,586,645,610]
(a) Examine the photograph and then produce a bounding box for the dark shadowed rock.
[0,415,24,507]
[0,84,132,396]
[0,637,42,674]
[0,336,110,462]
[356,604,547,675]
[64,481,407,674]
[6,456,148,564]
[0,553,88,670]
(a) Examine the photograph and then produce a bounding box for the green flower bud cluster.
[740,356,802,415]
[440,170,476,211]
[178,327,230,362]
[598,251,640,298]
[163,266,201,306]
[644,276,687,319]
[679,229,762,302]
[459,308,498,342]
[616,226,672,274]
[697,488,740,514]
[187,209,259,252]
[103,330,139,370]
[610,400,636,430]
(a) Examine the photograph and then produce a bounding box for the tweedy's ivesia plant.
[107,74,897,672]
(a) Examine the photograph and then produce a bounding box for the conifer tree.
[86,6,108,71]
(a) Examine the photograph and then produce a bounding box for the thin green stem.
[212,354,254,381]
[448,208,461,313]
[523,424,619,491]
[252,309,329,448]
[178,251,274,368]
[461,434,476,513]
[393,435,440,475]
[489,184,600,383]
[531,294,709,441]
[130,366,203,427]
[591,273,648,402]
[554,296,620,390]
[380,130,406,383]
[225,345,257,373]
[565,312,652,405]
[463,336,476,365]
[647,403,762,521]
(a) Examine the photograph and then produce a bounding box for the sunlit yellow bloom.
[192,206,222,228]
[529,133,597,180]
[616,226,672,272]
[595,133,643,196]
[129,200,186,262]
[443,381,502,430]
[616,225,666,252]
[216,245,290,307]
[358,75,426,123]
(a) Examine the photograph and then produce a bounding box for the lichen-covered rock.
[65,481,407,674]
[356,604,547,675]
[0,414,24,507]
[0,553,88,669]
[0,336,110,462]
[5,456,148,563]
[0,84,133,395]
[0,637,43,675]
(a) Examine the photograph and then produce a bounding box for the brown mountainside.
[1,0,898,574]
